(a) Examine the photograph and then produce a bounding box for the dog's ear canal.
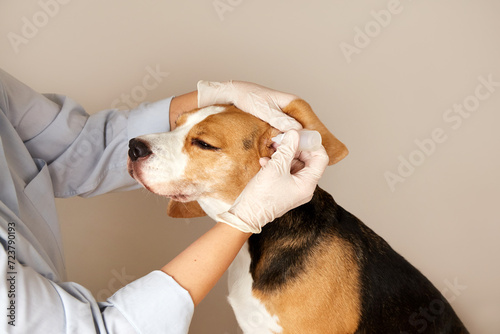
[257,127,281,159]
[166,200,207,218]
[281,99,349,165]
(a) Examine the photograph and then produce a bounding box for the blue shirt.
[0,69,194,333]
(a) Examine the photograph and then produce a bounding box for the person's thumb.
[265,130,300,175]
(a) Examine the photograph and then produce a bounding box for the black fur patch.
[248,187,469,333]
[242,128,259,151]
[242,138,253,150]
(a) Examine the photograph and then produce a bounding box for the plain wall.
[1,1,499,333]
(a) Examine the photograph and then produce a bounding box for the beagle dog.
[127,100,468,333]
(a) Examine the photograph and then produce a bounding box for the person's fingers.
[259,157,270,167]
[293,145,329,182]
[264,130,300,175]
[290,158,305,174]
[198,80,304,131]
[246,92,303,131]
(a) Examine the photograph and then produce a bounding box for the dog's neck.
[248,187,340,292]
[197,187,336,232]
[198,188,340,293]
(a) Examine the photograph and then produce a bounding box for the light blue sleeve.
[0,231,194,334]
[0,69,195,333]
[0,68,173,198]
[40,93,173,197]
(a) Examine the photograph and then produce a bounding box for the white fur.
[135,106,226,197]
[227,243,282,334]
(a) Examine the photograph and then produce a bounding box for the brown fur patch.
[253,236,361,334]
[166,200,206,218]
[181,107,271,203]
[282,99,349,165]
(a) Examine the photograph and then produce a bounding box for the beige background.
[1,0,499,333]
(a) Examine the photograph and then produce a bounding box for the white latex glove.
[197,80,303,132]
[216,130,329,233]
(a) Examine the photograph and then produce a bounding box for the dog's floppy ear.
[282,99,348,165]
[167,200,207,218]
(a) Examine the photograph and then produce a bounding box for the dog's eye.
[192,138,220,151]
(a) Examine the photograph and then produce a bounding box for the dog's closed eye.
[192,138,220,151]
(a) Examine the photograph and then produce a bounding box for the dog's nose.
[128,138,152,161]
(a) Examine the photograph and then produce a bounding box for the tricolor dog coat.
[128,99,468,334]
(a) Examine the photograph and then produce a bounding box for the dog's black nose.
[128,138,152,161]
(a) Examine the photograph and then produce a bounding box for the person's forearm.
[169,91,198,130]
[161,222,251,306]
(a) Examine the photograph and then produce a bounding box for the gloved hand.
[197,80,303,132]
[216,130,329,233]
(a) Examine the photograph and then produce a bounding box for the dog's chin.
[144,186,198,202]
[128,165,202,202]
[142,183,202,203]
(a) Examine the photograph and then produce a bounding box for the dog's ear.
[282,99,348,165]
[167,200,207,218]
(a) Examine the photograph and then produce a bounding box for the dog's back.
[240,186,468,333]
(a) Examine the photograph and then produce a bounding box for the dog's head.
[127,99,348,219]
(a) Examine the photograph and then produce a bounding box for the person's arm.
[169,91,197,130]
[162,223,250,306]
[1,69,196,333]
[0,68,180,198]
[0,69,326,331]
